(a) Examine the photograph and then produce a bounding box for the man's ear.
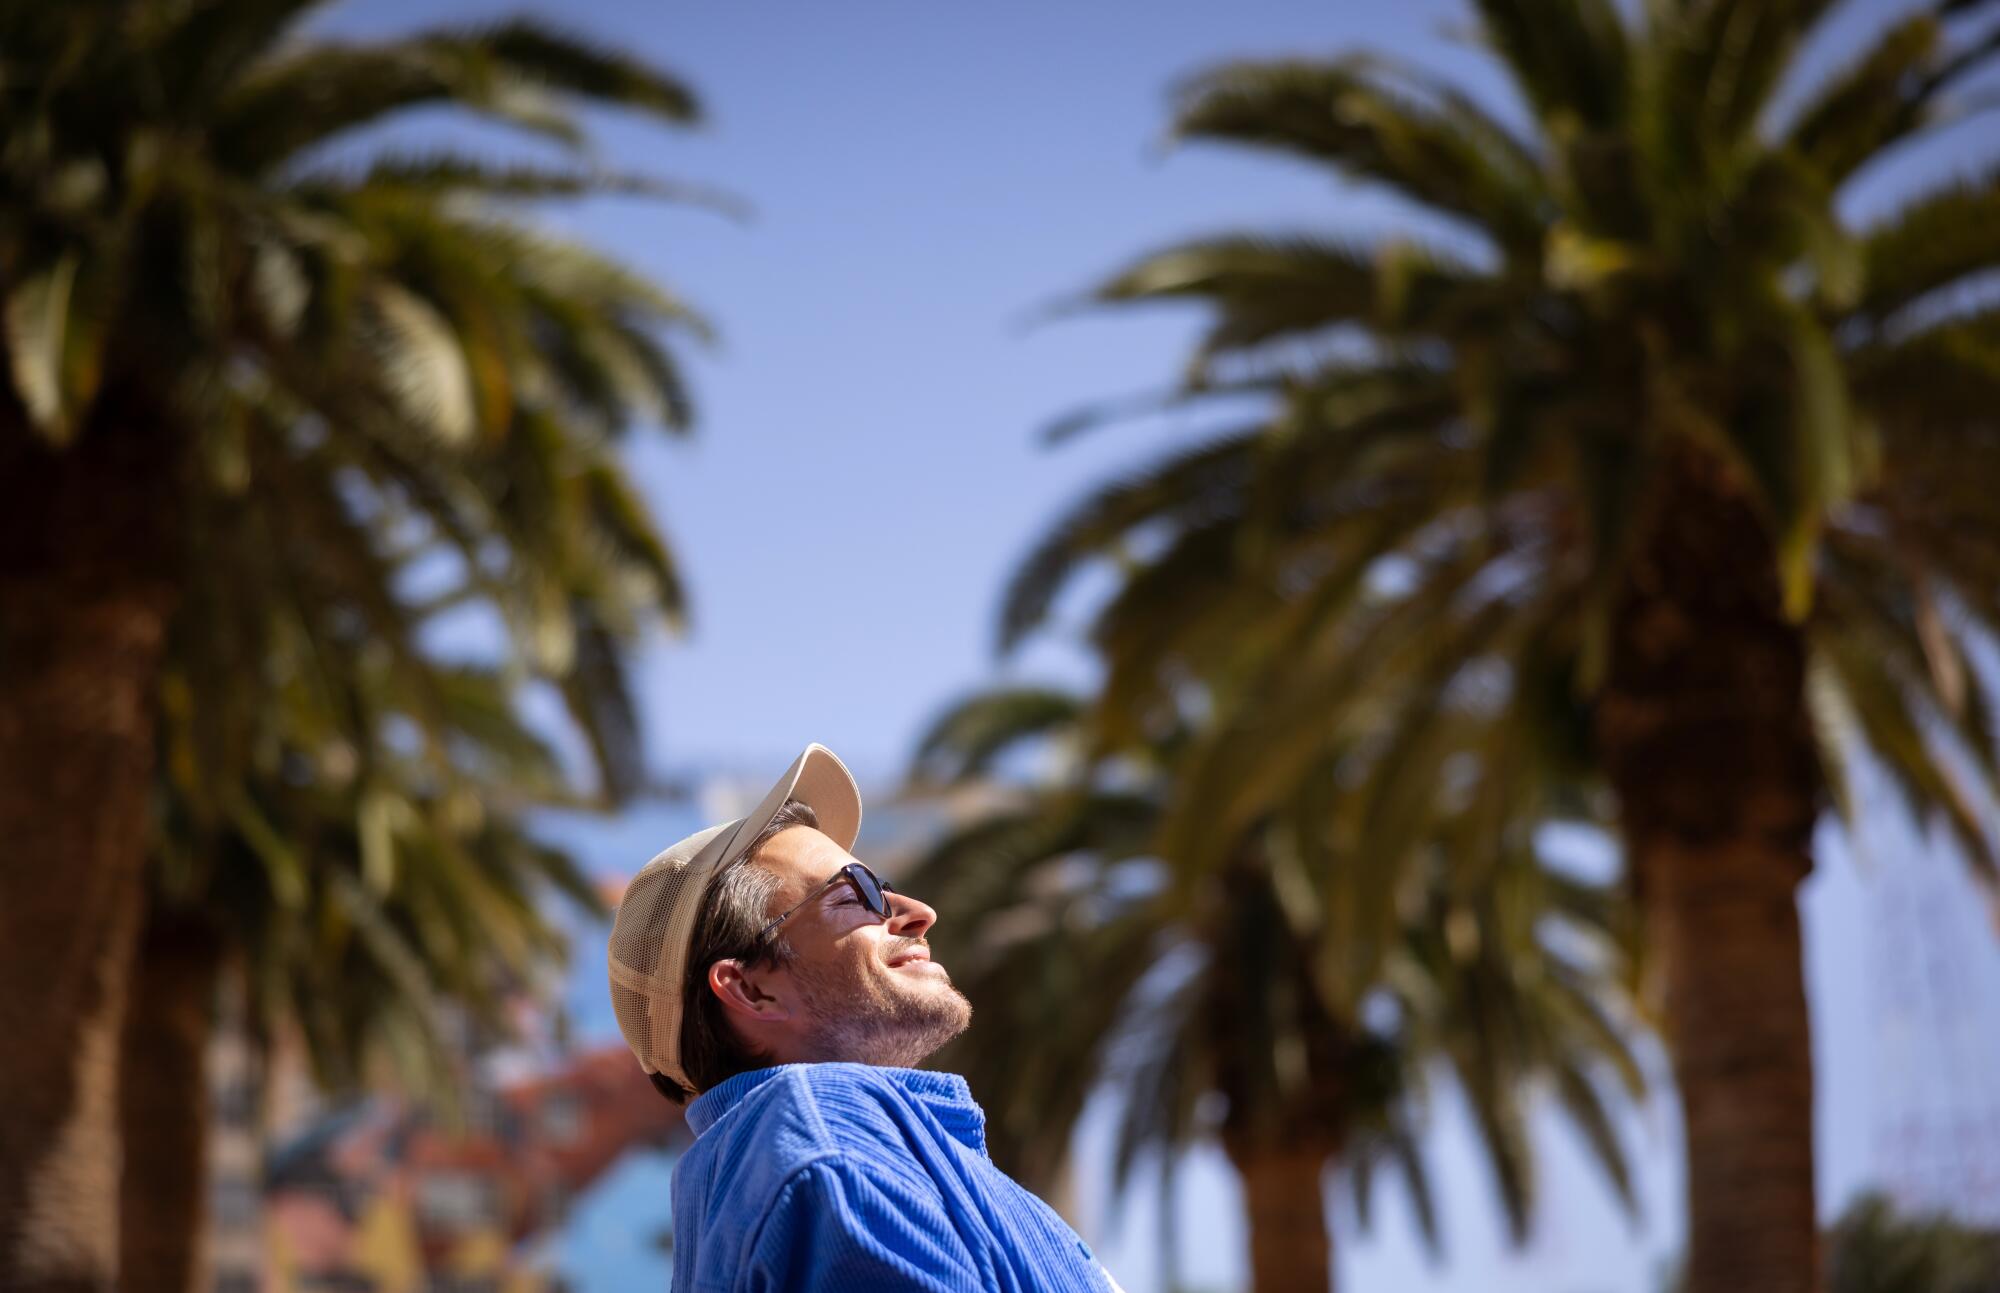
[709,958,791,1025]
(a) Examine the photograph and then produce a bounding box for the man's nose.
[884,890,936,939]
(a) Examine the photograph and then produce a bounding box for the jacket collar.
[687,1063,986,1151]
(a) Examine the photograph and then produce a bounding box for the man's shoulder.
[688,1064,917,1174]
[735,1063,917,1151]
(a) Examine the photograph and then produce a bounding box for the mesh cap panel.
[608,822,735,1085]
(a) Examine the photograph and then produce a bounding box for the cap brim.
[716,742,863,870]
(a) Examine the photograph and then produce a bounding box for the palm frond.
[1171,59,1547,255]
[297,153,746,220]
[907,687,1091,788]
[1470,0,1629,131]
[1552,1060,1640,1218]
[215,21,700,172]
[1816,630,2000,891]
[469,19,700,121]
[1677,0,1841,144]
[997,427,1264,654]
[1851,170,2000,327]
[1785,12,1943,186]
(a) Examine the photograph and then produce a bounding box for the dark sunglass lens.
[849,864,888,917]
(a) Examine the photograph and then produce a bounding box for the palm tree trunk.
[1229,1143,1334,1293]
[1597,449,1823,1293]
[0,410,178,1292]
[118,903,222,1293]
[1637,835,1817,1292]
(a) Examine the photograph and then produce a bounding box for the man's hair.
[648,798,820,1104]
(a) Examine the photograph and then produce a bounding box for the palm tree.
[121,551,610,1293]
[997,5,2000,1290]
[1659,1196,2000,1293]
[122,769,597,1293]
[0,5,709,1285]
[901,685,1644,1293]
[1826,1195,2000,1293]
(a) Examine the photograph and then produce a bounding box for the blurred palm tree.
[0,3,713,1284]
[121,546,611,1293]
[1826,1196,2000,1293]
[1657,1195,2000,1293]
[999,4,2000,1289]
[902,684,1644,1293]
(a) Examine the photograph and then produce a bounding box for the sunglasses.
[752,860,896,949]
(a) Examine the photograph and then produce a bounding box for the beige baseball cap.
[606,743,863,1092]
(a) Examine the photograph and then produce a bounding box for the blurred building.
[204,1006,682,1293]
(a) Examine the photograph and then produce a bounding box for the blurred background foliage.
[903,681,1644,1289]
[969,0,2000,1288]
[1651,1195,2000,1293]
[0,2,708,1288]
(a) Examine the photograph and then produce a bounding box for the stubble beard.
[792,949,972,1070]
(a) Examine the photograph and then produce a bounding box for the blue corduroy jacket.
[670,1063,1120,1292]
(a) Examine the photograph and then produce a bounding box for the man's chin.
[897,982,973,1054]
[798,967,972,1068]
[895,971,970,1018]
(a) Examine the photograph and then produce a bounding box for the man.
[607,743,1125,1292]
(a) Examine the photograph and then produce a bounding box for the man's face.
[747,825,971,1068]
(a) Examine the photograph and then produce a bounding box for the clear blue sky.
[309,1,2000,1289]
